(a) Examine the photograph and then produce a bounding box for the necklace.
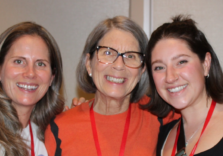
[185,121,204,146]
[172,100,216,156]
[29,120,35,156]
[90,100,131,156]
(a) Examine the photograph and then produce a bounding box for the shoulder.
[160,119,179,134]
[156,119,179,156]
[49,100,92,127]
[138,94,151,105]
[162,111,181,126]
[56,101,91,120]
[132,96,161,124]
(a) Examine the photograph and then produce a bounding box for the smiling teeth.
[107,76,124,83]
[17,83,38,90]
[168,84,187,93]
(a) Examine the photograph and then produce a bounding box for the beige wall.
[130,0,144,29]
[130,0,223,67]
[153,0,223,65]
[0,0,129,106]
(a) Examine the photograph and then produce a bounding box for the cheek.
[152,73,163,87]
[38,71,54,84]
[1,67,20,82]
[181,63,204,81]
[134,70,142,82]
[92,61,108,77]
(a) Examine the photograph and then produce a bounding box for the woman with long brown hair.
[0,22,64,156]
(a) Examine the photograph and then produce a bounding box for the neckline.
[87,100,131,123]
[162,121,223,156]
[90,100,131,156]
[172,100,216,156]
[194,137,223,155]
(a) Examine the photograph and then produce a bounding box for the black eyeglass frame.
[95,46,145,69]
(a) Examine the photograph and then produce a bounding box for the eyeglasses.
[96,46,145,68]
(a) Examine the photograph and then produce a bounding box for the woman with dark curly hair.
[0,22,64,156]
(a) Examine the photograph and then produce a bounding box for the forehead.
[7,34,50,58]
[98,28,139,52]
[151,38,195,60]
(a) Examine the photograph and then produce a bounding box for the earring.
[89,73,92,77]
[207,74,209,78]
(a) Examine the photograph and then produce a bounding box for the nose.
[112,55,125,70]
[166,66,178,83]
[23,65,36,79]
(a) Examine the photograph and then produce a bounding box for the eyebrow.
[99,46,140,53]
[151,54,190,65]
[11,56,50,63]
[36,59,50,63]
[172,54,190,60]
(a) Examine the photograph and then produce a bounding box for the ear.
[140,65,146,76]
[49,74,55,86]
[85,53,92,76]
[137,65,146,83]
[203,52,211,76]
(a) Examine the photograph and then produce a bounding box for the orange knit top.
[45,95,180,156]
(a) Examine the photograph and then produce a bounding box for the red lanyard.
[90,101,131,156]
[29,121,35,156]
[171,100,216,156]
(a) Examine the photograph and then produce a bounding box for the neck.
[93,92,131,115]
[12,103,35,128]
[180,97,212,126]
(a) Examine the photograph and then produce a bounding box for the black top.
[156,119,223,156]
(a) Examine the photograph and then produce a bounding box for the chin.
[108,94,126,100]
[18,100,37,106]
[170,102,189,111]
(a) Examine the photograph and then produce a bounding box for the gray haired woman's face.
[85,28,145,100]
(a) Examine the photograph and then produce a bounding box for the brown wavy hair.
[0,22,64,156]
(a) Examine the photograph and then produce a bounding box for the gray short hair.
[76,16,149,102]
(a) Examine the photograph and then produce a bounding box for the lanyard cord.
[29,120,35,156]
[172,100,216,156]
[90,100,131,156]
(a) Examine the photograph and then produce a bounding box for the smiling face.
[0,35,54,110]
[86,28,145,101]
[151,38,211,110]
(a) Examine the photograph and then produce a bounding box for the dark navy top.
[156,119,223,156]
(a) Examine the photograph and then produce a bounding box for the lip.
[105,75,126,84]
[167,84,188,93]
[16,82,39,91]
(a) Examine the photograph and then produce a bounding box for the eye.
[37,62,46,67]
[124,53,138,59]
[126,54,135,59]
[154,66,164,71]
[14,59,23,64]
[178,60,188,65]
[104,51,112,55]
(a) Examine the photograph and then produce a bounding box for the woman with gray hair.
[45,16,178,156]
